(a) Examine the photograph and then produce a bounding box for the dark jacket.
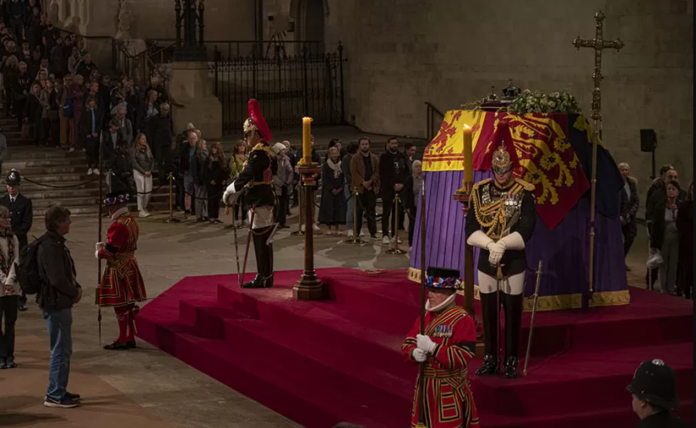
[112,149,135,194]
[620,177,640,223]
[37,231,81,311]
[151,113,174,149]
[379,150,410,191]
[190,151,207,186]
[78,107,103,145]
[0,193,32,248]
[635,411,690,428]
[233,146,277,208]
[204,156,228,188]
[649,199,683,250]
[102,129,126,169]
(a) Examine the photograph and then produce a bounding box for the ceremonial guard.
[223,100,277,288]
[465,145,536,379]
[96,191,147,350]
[402,266,479,428]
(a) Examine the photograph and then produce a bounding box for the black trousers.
[0,296,19,359]
[479,291,523,359]
[275,189,288,226]
[207,183,223,219]
[253,226,274,278]
[622,222,636,256]
[646,268,659,291]
[85,136,100,168]
[381,189,405,237]
[356,191,377,237]
[49,117,60,146]
[408,207,417,246]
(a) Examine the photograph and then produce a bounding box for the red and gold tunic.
[402,305,480,428]
[98,212,146,307]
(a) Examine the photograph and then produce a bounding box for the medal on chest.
[433,324,453,338]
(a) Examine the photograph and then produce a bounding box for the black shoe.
[18,303,27,312]
[279,224,290,229]
[44,396,80,408]
[126,340,137,349]
[503,356,519,379]
[475,354,498,376]
[65,392,81,400]
[241,276,265,289]
[0,358,5,369]
[103,341,130,350]
[5,357,15,369]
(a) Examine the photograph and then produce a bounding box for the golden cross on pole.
[572,10,623,295]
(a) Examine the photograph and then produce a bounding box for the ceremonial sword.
[523,260,543,376]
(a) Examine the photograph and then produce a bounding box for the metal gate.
[212,43,346,135]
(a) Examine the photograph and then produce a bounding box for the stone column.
[168,61,222,139]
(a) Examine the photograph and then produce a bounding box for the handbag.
[646,248,663,270]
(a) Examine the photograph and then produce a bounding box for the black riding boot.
[503,292,524,379]
[242,227,274,289]
[242,230,266,288]
[475,291,500,376]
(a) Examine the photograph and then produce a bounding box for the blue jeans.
[42,308,73,401]
[344,184,354,229]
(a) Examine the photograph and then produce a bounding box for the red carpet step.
[136,268,693,428]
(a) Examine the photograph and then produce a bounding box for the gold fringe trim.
[407,267,631,312]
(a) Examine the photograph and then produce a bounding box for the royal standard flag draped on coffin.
[424,110,593,230]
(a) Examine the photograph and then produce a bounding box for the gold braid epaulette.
[252,143,275,158]
[515,177,535,192]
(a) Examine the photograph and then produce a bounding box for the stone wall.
[49,0,254,41]
[324,0,693,188]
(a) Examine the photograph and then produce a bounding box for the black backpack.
[18,235,46,295]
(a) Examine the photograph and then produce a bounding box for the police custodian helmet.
[626,359,680,411]
[6,169,20,186]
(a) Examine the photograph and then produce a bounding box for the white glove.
[498,232,525,251]
[223,183,241,206]
[416,334,437,353]
[95,242,105,259]
[488,241,505,266]
[412,348,428,362]
[466,230,493,250]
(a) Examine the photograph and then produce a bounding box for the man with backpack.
[22,206,82,408]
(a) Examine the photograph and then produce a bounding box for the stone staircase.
[1,116,171,217]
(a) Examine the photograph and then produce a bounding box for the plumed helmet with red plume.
[243,99,273,143]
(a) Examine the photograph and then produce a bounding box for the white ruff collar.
[111,207,129,220]
[425,293,456,312]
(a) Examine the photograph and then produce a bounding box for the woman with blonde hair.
[131,133,155,217]
[204,142,228,224]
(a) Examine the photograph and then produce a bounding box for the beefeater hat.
[425,266,463,290]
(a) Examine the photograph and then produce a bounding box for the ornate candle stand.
[293,162,326,300]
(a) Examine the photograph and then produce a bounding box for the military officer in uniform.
[465,144,536,379]
[628,359,689,428]
[0,169,32,311]
[402,266,479,428]
[223,99,277,288]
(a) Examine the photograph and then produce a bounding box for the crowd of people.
[619,163,693,299]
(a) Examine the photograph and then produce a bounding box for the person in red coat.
[96,191,146,350]
[402,266,479,428]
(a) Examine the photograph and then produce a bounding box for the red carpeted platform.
[136,268,693,428]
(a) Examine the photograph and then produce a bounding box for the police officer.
[0,169,33,311]
[627,359,689,427]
